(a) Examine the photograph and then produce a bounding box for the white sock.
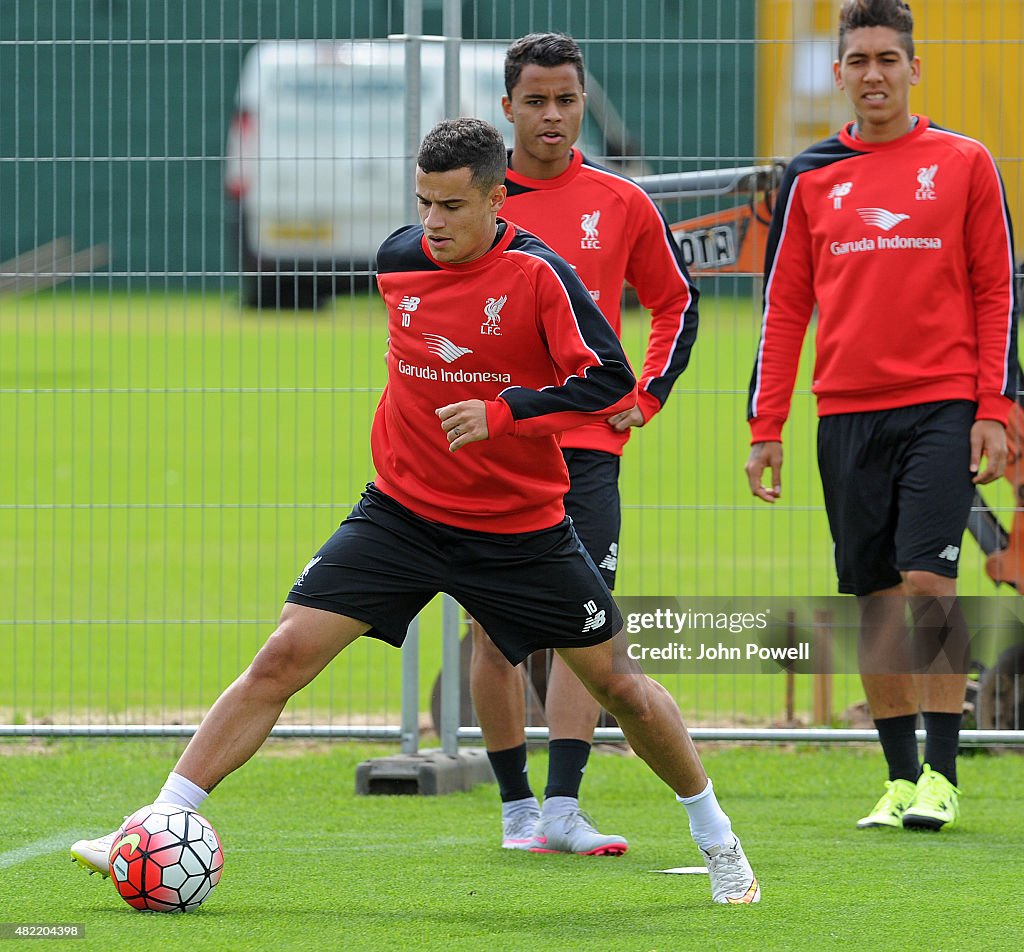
[156,771,209,811]
[501,796,540,822]
[677,778,732,852]
[540,795,578,818]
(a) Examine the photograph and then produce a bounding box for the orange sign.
[669,195,775,275]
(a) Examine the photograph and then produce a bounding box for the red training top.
[749,116,1018,443]
[373,220,637,533]
[505,149,698,454]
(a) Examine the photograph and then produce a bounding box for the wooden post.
[785,611,795,724]
[813,610,833,725]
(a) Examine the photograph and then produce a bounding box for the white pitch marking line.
[0,832,80,870]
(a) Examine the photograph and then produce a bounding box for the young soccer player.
[746,0,1018,830]
[72,118,759,903]
[470,31,699,857]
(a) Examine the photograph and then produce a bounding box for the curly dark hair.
[416,118,507,193]
[838,0,914,59]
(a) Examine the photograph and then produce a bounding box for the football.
[108,804,224,912]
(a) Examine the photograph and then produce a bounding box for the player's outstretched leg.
[557,632,760,903]
[71,604,367,878]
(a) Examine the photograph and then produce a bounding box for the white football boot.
[529,810,628,856]
[70,829,119,878]
[700,835,761,903]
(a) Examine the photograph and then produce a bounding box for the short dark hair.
[838,0,915,59]
[416,118,507,192]
[504,32,585,97]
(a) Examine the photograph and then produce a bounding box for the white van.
[224,37,636,307]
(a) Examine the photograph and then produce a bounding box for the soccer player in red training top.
[71,118,759,904]
[746,0,1018,831]
[469,32,700,858]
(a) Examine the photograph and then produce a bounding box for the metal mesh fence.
[2,1,1022,741]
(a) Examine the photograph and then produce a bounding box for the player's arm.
[616,191,700,430]
[746,169,816,500]
[962,148,1019,483]
[747,169,815,442]
[485,255,637,440]
[966,147,1019,429]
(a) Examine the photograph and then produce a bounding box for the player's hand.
[970,419,1007,484]
[607,405,645,432]
[746,441,783,503]
[436,400,488,452]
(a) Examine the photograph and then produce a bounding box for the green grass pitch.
[1,741,1023,951]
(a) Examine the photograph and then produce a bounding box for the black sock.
[922,711,962,786]
[874,714,920,783]
[544,738,592,800]
[486,743,533,803]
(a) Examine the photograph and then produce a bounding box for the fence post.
[355,605,493,795]
[813,610,833,726]
[400,618,420,755]
[442,0,461,119]
[440,595,462,756]
[402,0,423,224]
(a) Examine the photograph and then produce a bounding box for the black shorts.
[563,448,622,589]
[817,400,976,595]
[285,484,621,665]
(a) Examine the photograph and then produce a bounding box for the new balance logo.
[857,207,911,231]
[599,543,618,572]
[294,555,322,587]
[828,182,853,209]
[937,545,960,561]
[582,599,606,633]
[423,333,473,363]
[398,295,420,327]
